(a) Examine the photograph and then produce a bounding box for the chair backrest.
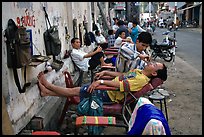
[64,71,80,104]
[58,71,80,126]
[125,78,163,104]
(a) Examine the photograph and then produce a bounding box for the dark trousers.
[88,47,104,70]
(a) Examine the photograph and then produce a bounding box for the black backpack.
[4,19,31,93]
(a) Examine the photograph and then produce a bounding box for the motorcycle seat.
[162,31,170,35]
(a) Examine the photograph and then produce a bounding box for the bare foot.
[37,71,49,88]
[38,82,48,97]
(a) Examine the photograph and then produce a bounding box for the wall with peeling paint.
[2,2,98,134]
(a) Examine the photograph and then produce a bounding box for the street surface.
[152,27,202,74]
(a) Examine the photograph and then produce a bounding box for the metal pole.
[149,2,151,18]
[174,2,177,26]
[172,31,176,71]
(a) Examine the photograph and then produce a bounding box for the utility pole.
[174,2,177,25]
[149,2,151,18]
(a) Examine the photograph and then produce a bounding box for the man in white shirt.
[70,38,112,72]
[95,30,107,44]
[114,30,133,48]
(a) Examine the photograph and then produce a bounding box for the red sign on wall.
[16,10,36,27]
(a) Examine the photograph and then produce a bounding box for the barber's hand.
[139,54,150,62]
[87,81,100,93]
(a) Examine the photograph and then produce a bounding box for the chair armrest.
[105,47,118,49]
[100,75,115,80]
[105,48,119,52]
[101,65,116,69]
[95,85,119,91]
[100,66,116,72]
[104,51,119,55]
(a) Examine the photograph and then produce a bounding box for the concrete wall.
[2,2,98,134]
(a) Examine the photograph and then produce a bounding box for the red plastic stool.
[32,131,60,135]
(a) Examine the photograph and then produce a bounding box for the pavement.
[179,27,202,33]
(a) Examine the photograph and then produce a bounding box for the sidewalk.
[179,27,202,33]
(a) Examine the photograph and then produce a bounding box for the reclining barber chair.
[58,71,164,132]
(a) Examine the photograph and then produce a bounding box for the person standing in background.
[128,20,146,44]
[115,20,130,39]
[112,17,119,34]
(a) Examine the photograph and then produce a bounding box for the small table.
[148,89,169,121]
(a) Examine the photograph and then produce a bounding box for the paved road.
[152,27,202,74]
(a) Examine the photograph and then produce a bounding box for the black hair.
[117,20,124,26]
[108,30,114,35]
[151,63,168,81]
[95,30,100,35]
[118,30,125,36]
[137,32,152,45]
[113,17,119,21]
[132,20,138,25]
[71,38,79,44]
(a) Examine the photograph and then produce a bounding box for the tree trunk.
[97,2,111,33]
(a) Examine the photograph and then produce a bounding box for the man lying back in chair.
[37,61,167,103]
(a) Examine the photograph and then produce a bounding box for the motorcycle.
[192,19,198,28]
[150,31,176,62]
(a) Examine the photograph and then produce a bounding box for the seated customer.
[95,30,107,44]
[38,61,167,103]
[114,30,133,48]
[70,38,112,72]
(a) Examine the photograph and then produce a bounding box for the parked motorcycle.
[150,31,176,62]
[192,19,198,28]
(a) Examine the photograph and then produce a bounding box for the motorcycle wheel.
[162,50,173,62]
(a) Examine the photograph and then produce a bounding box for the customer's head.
[117,20,124,26]
[118,30,126,39]
[71,38,81,49]
[95,30,100,36]
[108,29,114,35]
[143,61,167,81]
[136,32,152,52]
[113,17,119,23]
